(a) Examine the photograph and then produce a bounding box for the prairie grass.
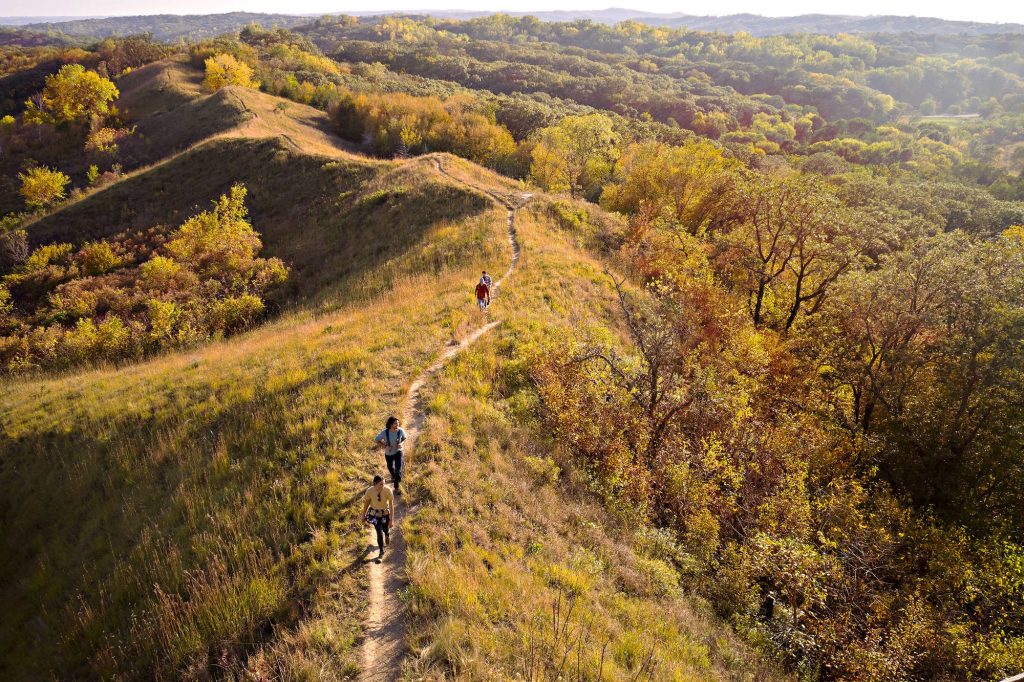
[2,66,782,680]
[0,189,508,678]
[399,188,786,680]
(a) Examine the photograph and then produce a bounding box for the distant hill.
[9,12,310,41]
[0,16,107,25]
[5,9,1024,40]
[376,9,1024,35]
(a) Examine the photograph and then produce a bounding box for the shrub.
[19,167,70,209]
[0,185,287,372]
[76,241,123,276]
[21,243,73,273]
[140,255,182,289]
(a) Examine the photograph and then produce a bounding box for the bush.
[19,166,70,209]
[0,185,287,372]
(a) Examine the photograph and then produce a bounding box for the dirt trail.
[358,157,526,681]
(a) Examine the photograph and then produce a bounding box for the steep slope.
[24,60,488,302]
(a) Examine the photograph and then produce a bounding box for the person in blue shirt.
[374,415,407,494]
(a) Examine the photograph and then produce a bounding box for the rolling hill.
[7,9,1024,40]
[0,58,781,680]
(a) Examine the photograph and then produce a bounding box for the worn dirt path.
[358,157,525,681]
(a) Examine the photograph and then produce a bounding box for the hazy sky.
[6,0,1024,25]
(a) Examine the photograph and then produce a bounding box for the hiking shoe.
[378,548,385,559]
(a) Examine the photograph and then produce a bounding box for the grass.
[0,221,507,679]
[2,74,506,676]
[2,65,784,680]
[396,184,785,680]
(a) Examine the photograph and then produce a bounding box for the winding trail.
[358,157,527,681]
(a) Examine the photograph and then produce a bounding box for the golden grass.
[0,194,509,678]
[396,188,785,680]
[116,56,206,119]
[2,67,783,679]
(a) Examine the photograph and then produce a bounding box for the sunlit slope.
[0,177,507,680]
[2,56,784,678]
[398,157,786,679]
[1,66,505,678]
[114,57,358,166]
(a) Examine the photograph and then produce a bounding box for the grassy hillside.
[1,180,506,680]
[0,56,781,678]
[0,61,512,677]
[400,167,784,679]
[22,60,488,304]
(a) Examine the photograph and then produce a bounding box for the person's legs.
[373,518,385,554]
[392,451,403,490]
[381,514,391,546]
[385,453,398,486]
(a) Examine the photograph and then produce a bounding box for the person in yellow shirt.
[362,474,394,561]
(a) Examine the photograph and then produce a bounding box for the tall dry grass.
[398,193,786,680]
[0,186,507,678]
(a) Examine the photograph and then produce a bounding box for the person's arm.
[363,501,373,524]
[373,431,386,450]
[388,497,394,528]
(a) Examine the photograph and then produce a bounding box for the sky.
[5,0,1024,25]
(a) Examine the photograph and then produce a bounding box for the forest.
[0,13,1022,681]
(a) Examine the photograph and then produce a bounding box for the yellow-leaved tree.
[600,139,740,235]
[19,166,70,209]
[203,54,259,92]
[23,64,119,126]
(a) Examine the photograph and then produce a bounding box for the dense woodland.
[1,13,1023,681]
[7,10,1024,40]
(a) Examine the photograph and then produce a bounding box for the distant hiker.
[362,474,394,561]
[475,279,491,310]
[480,270,492,288]
[374,416,407,495]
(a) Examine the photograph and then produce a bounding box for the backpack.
[383,427,402,450]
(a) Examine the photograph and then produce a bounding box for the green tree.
[530,114,619,200]
[23,64,119,126]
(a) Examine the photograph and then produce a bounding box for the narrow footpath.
[358,156,525,681]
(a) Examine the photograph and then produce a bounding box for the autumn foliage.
[0,184,286,371]
[532,140,1024,679]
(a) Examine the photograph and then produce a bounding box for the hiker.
[374,415,407,494]
[475,278,490,310]
[480,270,492,288]
[362,474,394,561]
